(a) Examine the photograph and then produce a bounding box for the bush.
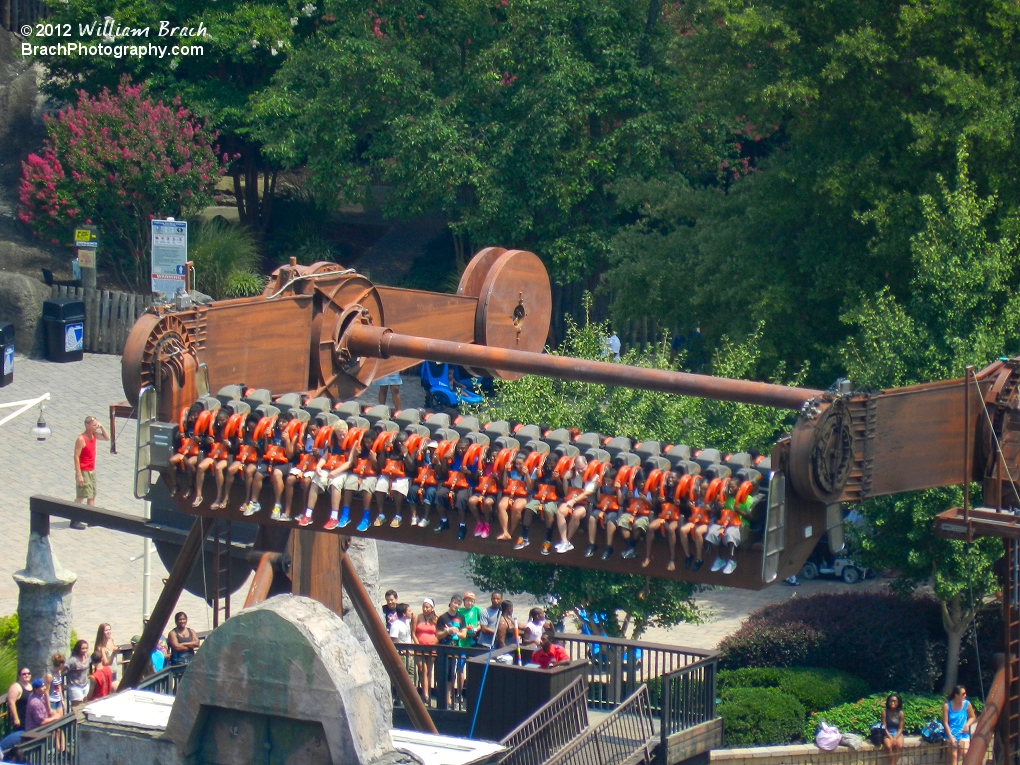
[718,687,806,747]
[18,81,221,291]
[719,592,945,693]
[718,667,870,715]
[803,693,982,742]
[189,217,261,299]
[0,613,17,648]
[0,645,15,696]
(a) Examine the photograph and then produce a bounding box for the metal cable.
[265,269,356,300]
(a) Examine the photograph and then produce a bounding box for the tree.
[17,82,221,290]
[36,0,313,234]
[842,140,1020,694]
[254,0,729,278]
[465,298,803,638]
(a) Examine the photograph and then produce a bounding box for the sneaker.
[276,513,293,522]
[297,515,314,527]
[542,541,552,555]
[242,501,260,517]
[514,537,529,550]
[692,558,704,572]
[480,523,490,539]
[723,559,737,575]
[473,524,485,537]
[621,545,637,560]
[70,520,88,530]
[338,508,351,528]
[457,524,467,541]
[390,515,403,528]
[710,558,726,572]
[418,517,430,528]
[373,513,386,527]
[356,512,372,532]
[556,541,574,554]
[323,517,339,530]
[684,555,693,570]
[584,544,598,558]
[434,518,450,533]
[601,546,614,561]
[270,506,284,521]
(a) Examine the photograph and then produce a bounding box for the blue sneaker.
[337,507,351,528]
[356,511,371,532]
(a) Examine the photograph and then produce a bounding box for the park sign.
[73,225,97,269]
[151,219,188,296]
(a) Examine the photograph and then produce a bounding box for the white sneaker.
[555,542,574,554]
[418,517,429,528]
[723,559,737,575]
[242,502,259,517]
[710,557,726,572]
[373,513,386,527]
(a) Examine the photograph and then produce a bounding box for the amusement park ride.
[97,246,1020,757]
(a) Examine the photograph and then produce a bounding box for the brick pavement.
[0,352,886,654]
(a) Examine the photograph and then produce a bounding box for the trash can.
[42,296,85,363]
[0,322,13,386]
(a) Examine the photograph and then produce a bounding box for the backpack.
[815,722,842,751]
[920,719,947,743]
[869,723,886,747]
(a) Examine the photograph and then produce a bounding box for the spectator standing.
[494,601,518,649]
[382,590,399,629]
[66,640,90,710]
[377,372,403,411]
[530,632,570,668]
[168,612,200,666]
[436,596,465,708]
[46,654,66,717]
[458,592,481,647]
[5,667,32,731]
[412,598,438,705]
[85,651,115,701]
[389,603,413,644]
[73,416,109,526]
[94,623,119,681]
[882,693,904,765]
[477,592,503,649]
[523,608,546,647]
[129,636,158,679]
[607,331,621,360]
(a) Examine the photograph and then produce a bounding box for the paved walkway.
[0,352,886,653]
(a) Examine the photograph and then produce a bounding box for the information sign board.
[151,220,188,295]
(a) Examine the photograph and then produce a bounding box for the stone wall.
[710,737,962,765]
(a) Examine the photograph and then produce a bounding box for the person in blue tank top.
[942,685,976,765]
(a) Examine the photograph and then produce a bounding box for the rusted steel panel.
[288,528,344,617]
[866,379,985,496]
[202,296,314,392]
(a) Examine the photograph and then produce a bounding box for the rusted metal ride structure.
[118,247,1020,756]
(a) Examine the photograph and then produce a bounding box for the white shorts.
[344,474,378,493]
[324,471,348,491]
[69,684,88,703]
[376,476,410,496]
[311,471,332,490]
[706,524,741,547]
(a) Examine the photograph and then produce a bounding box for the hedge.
[803,693,984,742]
[719,592,945,692]
[719,687,806,747]
[718,667,870,715]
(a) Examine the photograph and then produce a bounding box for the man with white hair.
[554,455,598,554]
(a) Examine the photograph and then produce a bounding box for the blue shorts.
[376,372,403,386]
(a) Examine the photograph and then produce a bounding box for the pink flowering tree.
[19,82,222,290]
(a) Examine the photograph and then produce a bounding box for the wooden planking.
[50,286,151,355]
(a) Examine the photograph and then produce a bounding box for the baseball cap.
[426,441,439,449]
[31,678,44,689]
[130,635,141,645]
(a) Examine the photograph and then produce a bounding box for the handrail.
[544,685,656,765]
[555,633,718,658]
[15,710,78,765]
[0,698,13,739]
[660,655,717,757]
[499,676,589,765]
[136,664,188,695]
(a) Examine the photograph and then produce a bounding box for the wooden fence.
[51,286,153,355]
[3,0,48,32]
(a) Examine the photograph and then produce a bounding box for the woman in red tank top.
[412,598,439,704]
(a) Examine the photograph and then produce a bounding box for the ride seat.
[585,448,610,463]
[404,423,430,437]
[756,457,772,472]
[320,413,341,427]
[574,432,602,449]
[303,397,333,413]
[603,437,633,457]
[484,420,511,437]
[703,463,732,480]
[226,400,251,416]
[634,441,662,457]
[735,467,762,485]
[216,384,245,405]
[726,452,752,469]
[434,428,460,443]
[424,413,452,435]
[334,400,362,418]
[494,436,520,451]
[614,452,640,467]
[274,392,303,409]
[453,416,482,437]
[346,415,370,430]
[525,440,550,454]
[693,448,722,471]
[255,404,280,418]
[672,460,701,477]
[377,420,399,433]
[645,456,670,472]
[288,407,310,424]
[244,389,272,407]
[514,424,543,441]
[466,432,490,445]
[197,396,221,413]
[544,428,572,446]
[363,405,392,425]
[663,444,692,462]
[394,409,422,426]
[553,443,580,459]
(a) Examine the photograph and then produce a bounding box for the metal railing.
[556,634,716,713]
[545,685,656,765]
[499,676,589,765]
[15,711,78,765]
[392,643,488,712]
[0,699,13,739]
[136,664,188,695]
[659,656,716,752]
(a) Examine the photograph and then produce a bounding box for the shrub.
[0,613,17,648]
[189,217,260,299]
[18,81,222,291]
[717,666,870,715]
[0,645,15,696]
[803,692,982,742]
[719,592,945,693]
[718,687,806,747]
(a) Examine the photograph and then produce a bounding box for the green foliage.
[718,687,806,747]
[803,693,981,742]
[225,270,268,298]
[718,667,870,715]
[254,0,729,277]
[190,217,261,299]
[719,592,946,693]
[0,646,15,699]
[0,614,17,649]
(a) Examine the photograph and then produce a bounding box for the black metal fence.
[15,711,78,765]
[660,657,717,746]
[545,685,656,765]
[136,664,188,696]
[392,643,489,712]
[499,676,589,765]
